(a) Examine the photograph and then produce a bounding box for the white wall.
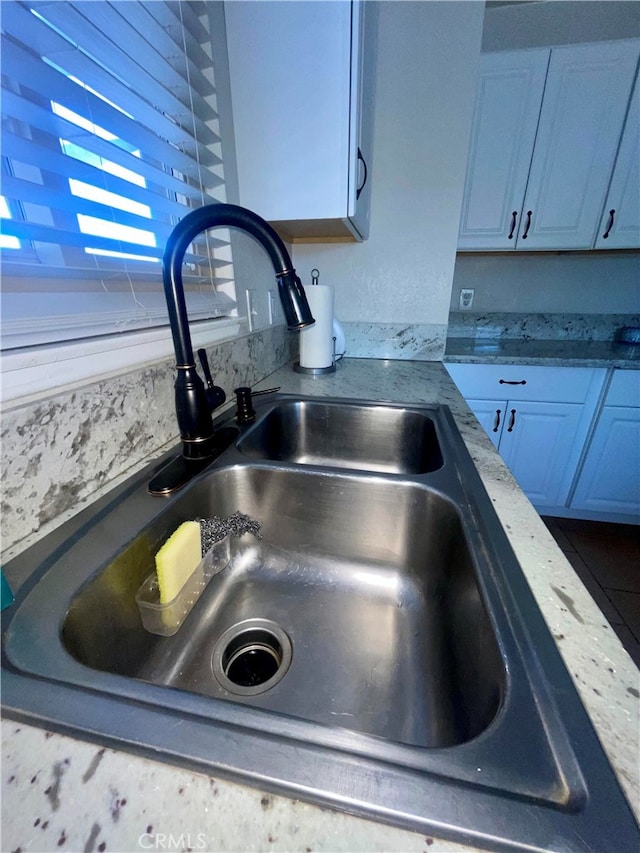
[292,1,485,327]
[226,1,640,332]
[451,252,640,314]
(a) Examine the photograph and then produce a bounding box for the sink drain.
[212,618,292,695]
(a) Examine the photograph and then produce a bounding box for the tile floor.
[542,516,640,668]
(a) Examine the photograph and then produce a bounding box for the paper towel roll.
[300,285,334,368]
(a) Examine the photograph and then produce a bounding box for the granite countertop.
[2,358,638,853]
[445,336,640,368]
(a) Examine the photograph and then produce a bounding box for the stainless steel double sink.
[2,396,637,851]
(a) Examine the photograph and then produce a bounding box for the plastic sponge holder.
[136,535,231,636]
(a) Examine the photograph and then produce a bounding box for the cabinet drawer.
[446,363,604,403]
[606,370,640,407]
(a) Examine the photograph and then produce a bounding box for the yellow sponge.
[155,521,202,604]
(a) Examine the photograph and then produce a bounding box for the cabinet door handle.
[356,148,367,200]
[493,409,501,432]
[508,211,518,240]
[521,210,532,239]
[507,409,516,432]
[499,379,527,385]
[602,209,615,239]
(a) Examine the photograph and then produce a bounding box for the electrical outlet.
[459,288,474,310]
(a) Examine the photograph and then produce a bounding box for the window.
[0,0,236,356]
[0,196,20,249]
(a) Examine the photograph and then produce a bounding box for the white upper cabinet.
[458,50,549,250]
[521,40,639,250]
[458,39,640,251]
[225,1,375,242]
[594,74,640,249]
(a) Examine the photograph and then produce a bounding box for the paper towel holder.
[293,352,336,376]
[293,336,337,375]
[293,361,336,375]
[293,268,337,374]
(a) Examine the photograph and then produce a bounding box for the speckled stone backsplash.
[448,312,640,341]
[341,321,448,360]
[1,326,294,560]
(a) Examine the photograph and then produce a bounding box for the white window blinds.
[1,0,236,349]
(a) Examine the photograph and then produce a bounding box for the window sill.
[1,317,244,407]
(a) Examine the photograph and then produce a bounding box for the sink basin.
[2,396,637,851]
[237,399,443,473]
[62,466,502,748]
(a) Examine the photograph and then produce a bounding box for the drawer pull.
[493,409,501,432]
[521,210,532,239]
[508,211,517,240]
[507,409,516,432]
[356,148,368,200]
[499,379,527,385]
[602,209,615,239]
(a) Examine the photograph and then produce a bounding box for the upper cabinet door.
[349,1,377,241]
[518,40,640,250]
[225,0,374,242]
[458,39,640,252]
[594,74,640,249]
[457,50,549,250]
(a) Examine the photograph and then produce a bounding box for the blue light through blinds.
[0,197,20,249]
[0,1,236,348]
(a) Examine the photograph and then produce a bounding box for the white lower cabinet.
[501,401,587,506]
[466,399,505,448]
[447,363,607,512]
[571,371,640,518]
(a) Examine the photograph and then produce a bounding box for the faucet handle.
[197,347,214,388]
[197,348,226,412]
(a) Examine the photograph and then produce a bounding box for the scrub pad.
[199,511,262,552]
[155,520,202,604]
[154,512,263,606]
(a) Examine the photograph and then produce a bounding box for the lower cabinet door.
[498,401,584,507]
[571,406,640,516]
[467,398,507,448]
